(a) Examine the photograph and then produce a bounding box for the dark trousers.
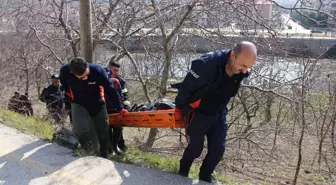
[71,103,109,158]
[108,110,126,151]
[109,126,122,150]
[48,108,63,124]
[180,105,228,177]
[118,130,126,149]
[65,103,72,123]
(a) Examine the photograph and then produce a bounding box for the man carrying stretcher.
[60,57,128,158]
[174,41,257,183]
[104,66,124,155]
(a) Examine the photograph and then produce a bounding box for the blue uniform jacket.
[116,75,130,109]
[60,64,122,115]
[104,68,130,109]
[104,67,123,113]
[174,50,249,116]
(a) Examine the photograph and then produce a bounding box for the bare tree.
[1,0,336,184]
[143,0,199,148]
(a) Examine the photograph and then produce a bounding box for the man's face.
[52,79,60,87]
[75,67,90,80]
[109,66,120,77]
[230,51,256,74]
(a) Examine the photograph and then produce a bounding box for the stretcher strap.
[185,109,194,144]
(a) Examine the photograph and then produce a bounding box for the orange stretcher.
[108,109,185,128]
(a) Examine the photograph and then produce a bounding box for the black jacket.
[104,67,123,113]
[43,84,65,110]
[175,50,249,116]
[60,64,122,115]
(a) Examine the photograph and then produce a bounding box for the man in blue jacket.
[59,57,128,158]
[174,41,257,183]
[108,61,131,151]
[104,67,124,155]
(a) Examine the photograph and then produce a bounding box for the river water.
[96,50,335,92]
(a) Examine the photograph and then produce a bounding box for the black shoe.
[112,145,124,156]
[199,174,216,183]
[178,161,191,177]
[100,152,108,159]
[178,170,189,177]
[119,145,128,152]
[108,146,113,154]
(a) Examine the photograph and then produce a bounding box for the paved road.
[0,124,216,185]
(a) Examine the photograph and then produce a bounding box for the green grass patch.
[110,148,181,172]
[108,148,245,184]
[0,109,54,141]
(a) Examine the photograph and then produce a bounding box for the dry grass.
[119,86,336,185]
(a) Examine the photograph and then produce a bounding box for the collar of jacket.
[220,49,232,76]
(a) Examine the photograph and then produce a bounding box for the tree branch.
[30,26,63,65]
[150,0,167,39]
[57,0,79,57]
[94,0,121,38]
[166,0,198,43]
[241,84,293,102]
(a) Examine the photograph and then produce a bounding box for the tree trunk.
[332,113,336,153]
[24,58,30,93]
[293,100,305,185]
[293,79,307,185]
[272,100,285,153]
[265,98,272,122]
[79,0,98,150]
[265,69,274,122]
[317,127,324,172]
[80,0,93,63]
[144,0,197,148]
[145,128,158,148]
[35,68,41,97]
[145,47,171,148]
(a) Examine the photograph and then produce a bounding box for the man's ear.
[231,51,235,58]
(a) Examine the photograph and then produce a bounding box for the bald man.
[174,41,257,183]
